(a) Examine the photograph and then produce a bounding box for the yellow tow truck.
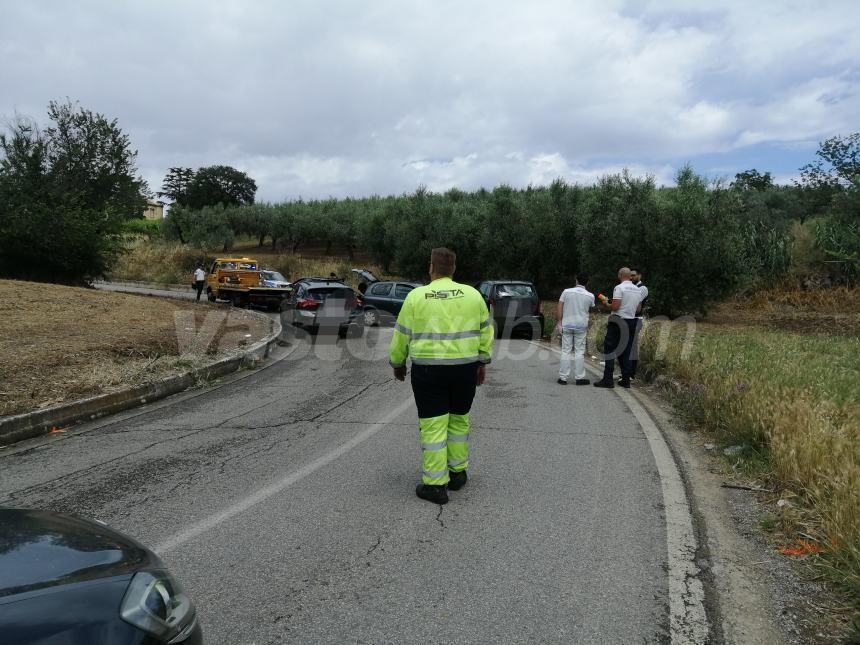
[205,257,292,309]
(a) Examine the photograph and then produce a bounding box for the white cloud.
[1,0,858,199]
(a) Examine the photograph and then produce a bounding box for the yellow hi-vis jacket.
[389,277,494,367]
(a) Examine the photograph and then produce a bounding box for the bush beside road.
[0,279,271,418]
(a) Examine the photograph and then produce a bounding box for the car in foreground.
[280,277,364,338]
[0,508,202,645]
[476,280,544,339]
[360,280,422,326]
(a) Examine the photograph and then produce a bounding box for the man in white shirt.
[556,272,595,385]
[628,268,648,380]
[594,267,644,389]
[193,265,206,302]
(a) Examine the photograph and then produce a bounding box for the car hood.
[0,508,161,597]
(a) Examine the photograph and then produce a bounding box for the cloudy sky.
[2,1,858,201]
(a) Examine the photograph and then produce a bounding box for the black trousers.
[410,363,479,419]
[629,318,643,377]
[194,280,205,301]
[602,317,637,381]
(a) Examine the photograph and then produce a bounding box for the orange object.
[597,293,607,302]
[777,540,822,556]
[50,426,68,434]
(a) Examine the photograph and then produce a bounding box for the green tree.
[185,165,257,209]
[159,167,195,206]
[0,101,148,283]
[732,169,774,191]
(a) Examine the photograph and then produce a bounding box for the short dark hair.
[431,247,456,276]
[630,267,640,274]
[576,272,589,286]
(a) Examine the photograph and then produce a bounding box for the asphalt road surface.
[0,328,707,644]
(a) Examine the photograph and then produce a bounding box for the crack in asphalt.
[1,380,391,503]
[365,536,383,557]
[435,505,446,529]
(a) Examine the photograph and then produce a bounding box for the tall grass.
[638,320,860,623]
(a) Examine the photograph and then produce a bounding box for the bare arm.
[556,300,563,328]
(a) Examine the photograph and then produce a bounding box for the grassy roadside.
[0,280,271,418]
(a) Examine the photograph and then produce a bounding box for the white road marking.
[154,396,415,554]
[528,340,709,644]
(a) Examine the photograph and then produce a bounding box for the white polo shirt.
[612,280,644,319]
[194,268,206,282]
[559,285,595,331]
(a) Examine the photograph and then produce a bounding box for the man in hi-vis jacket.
[389,247,494,505]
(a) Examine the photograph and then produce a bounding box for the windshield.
[497,284,535,297]
[262,271,287,282]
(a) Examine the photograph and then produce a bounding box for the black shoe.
[557,378,567,385]
[593,379,614,388]
[619,378,631,388]
[575,379,590,385]
[448,470,468,491]
[415,483,448,504]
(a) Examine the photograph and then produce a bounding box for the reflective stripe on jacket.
[389,277,493,368]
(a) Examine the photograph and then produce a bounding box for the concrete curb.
[95,279,189,293]
[0,308,282,447]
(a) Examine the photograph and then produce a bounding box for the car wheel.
[206,289,216,303]
[348,324,364,338]
[363,308,379,327]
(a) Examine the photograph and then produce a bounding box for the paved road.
[1,329,694,644]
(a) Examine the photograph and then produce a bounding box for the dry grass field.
[0,280,271,417]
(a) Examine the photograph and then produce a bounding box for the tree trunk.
[293,240,301,253]
[325,240,332,255]
[258,233,265,247]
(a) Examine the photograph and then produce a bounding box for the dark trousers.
[194,280,205,301]
[410,363,479,419]
[630,318,643,377]
[602,317,637,382]
[410,363,479,483]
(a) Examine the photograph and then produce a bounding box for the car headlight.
[120,570,197,643]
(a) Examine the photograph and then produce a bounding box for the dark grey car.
[280,278,364,337]
[361,281,422,326]
[476,280,544,339]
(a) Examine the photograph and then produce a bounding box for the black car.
[0,508,202,645]
[280,277,364,337]
[476,280,544,339]
[360,281,422,326]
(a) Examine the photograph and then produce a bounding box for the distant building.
[143,200,165,220]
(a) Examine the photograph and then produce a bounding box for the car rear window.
[496,284,535,297]
[308,287,354,301]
